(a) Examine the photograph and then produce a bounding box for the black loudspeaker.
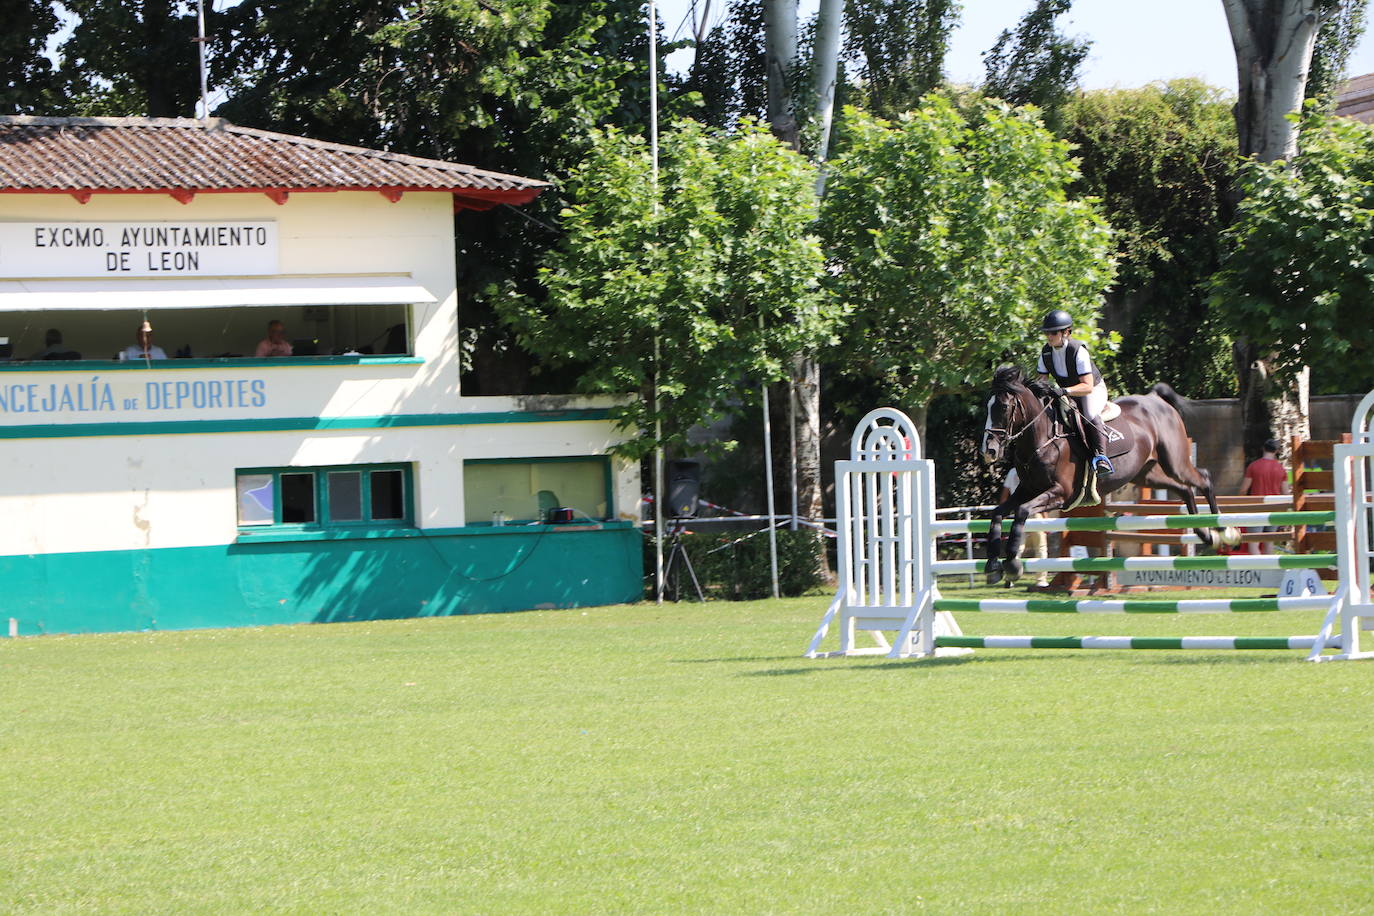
[667,460,702,518]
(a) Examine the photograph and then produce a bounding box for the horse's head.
[980,365,1045,466]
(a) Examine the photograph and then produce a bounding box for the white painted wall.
[0,417,639,557]
[0,191,460,420]
[0,190,641,556]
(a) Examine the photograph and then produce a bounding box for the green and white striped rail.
[935,635,1338,651]
[932,554,1337,575]
[929,510,1335,537]
[932,596,1335,614]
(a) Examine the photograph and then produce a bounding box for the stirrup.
[1092,454,1114,476]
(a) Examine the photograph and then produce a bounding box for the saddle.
[1051,397,1130,459]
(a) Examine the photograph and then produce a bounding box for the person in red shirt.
[1241,437,1290,554]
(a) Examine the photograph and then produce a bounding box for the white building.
[0,116,642,635]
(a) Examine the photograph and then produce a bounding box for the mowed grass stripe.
[2,588,1372,914]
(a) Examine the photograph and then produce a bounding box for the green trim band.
[933,597,1326,613]
[0,356,423,372]
[0,408,612,440]
[235,520,630,544]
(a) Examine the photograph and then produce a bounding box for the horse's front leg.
[1004,488,1066,582]
[985,501,1014,585]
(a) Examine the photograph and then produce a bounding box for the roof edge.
[0,115,231,130]
[0,115,550,189]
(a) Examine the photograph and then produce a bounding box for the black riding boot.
[1082,417,1114,475]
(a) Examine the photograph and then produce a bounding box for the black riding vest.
[1040,338,1102,389]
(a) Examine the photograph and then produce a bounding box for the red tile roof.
[1336,73,1374,125]
[0,116,548,210]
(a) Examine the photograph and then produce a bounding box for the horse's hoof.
[1008,558,1024,581]
[985,560,1004,586]
[1221,526,1242,547]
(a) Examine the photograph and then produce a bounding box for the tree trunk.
[909,399,930,453]
[1223,0,1320,452]
[799,0,843,579]
[142,0,180,118]
[1222,0,1323,161]
[764,0,800,149]
[811,0,843,177]
[1232,341,1310,461]
[791,353,828,569]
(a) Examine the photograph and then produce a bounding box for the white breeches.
[1081,382,1108,420]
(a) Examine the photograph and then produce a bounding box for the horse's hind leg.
[1142,464,1239,550]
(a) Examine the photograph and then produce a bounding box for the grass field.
[4,584,1374,914]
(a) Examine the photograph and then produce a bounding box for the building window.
[0,304,411,362]
[237,464,412,529]
[463,457,611,524]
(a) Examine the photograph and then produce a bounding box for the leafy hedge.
[645,528,825,601]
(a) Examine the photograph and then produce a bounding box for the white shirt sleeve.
[1035,351,1048,375]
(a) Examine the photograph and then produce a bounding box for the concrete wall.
[1179,394,1363,494]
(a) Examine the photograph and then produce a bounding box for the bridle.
[986,387,1059,455]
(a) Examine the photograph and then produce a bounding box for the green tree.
[820,96,1115,434]
[981,0,1090,129]
[210,0,655,395]
[1220,0,1356,455]
[503,119,841,459]
[1210,109,1374,404]
[842,0,960,120]
[1307,0,1369,106]
[685,0,768,130]
[54,0,202,117]
[1,0,62,114]
[1061,81,1239,398]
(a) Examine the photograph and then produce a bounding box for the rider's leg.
[1078,386,1113,475]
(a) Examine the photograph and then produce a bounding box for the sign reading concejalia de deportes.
[0,221,279,278]
[0,376,269,416]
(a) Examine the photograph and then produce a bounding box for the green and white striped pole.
[935,635,1337,651]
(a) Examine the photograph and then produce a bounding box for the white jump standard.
[806,401,1374,662]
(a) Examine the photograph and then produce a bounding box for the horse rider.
[1037,309,1114,476]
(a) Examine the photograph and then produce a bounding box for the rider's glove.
[1047,382,1066,398]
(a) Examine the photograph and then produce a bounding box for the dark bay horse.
[979,366,1239,584]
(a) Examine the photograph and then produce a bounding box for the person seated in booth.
[31,328,79,360]
[255,319,294,358]
[117,321,167,361]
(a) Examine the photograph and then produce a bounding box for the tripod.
[663,519,705,602]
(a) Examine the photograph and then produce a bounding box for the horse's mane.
[992,364,1053,400]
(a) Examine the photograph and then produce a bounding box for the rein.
[990,390,1060,453]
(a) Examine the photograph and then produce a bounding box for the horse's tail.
[1151,382,1192,422]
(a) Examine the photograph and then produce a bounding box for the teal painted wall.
[6,526,643,636]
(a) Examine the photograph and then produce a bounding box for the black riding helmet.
[1041,309,1073,333]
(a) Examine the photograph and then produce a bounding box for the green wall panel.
[5,527,643,636]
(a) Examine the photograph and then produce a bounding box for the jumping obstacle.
[806,394,1374,662]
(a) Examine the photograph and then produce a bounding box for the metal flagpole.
[195,0,210,119]
[648,0,666,604]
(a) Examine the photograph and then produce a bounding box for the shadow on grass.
[742,649,1310,675]
[742,655,984,676]
[1135,652,1310,667]
[672,656,803,665]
